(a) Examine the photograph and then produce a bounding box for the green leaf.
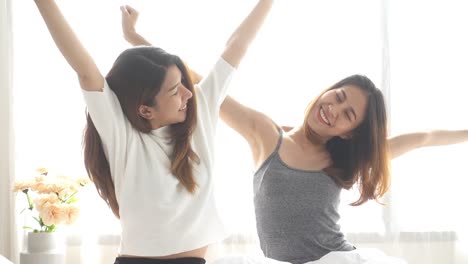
[25,192,34,210]
[66,196,78,204]
[44,224,56,233]
[64,192,79,203]
[32,216,41,224]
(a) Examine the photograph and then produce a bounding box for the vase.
[20,232,65,264]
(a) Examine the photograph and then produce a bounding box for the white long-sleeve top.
[82,58,235,256]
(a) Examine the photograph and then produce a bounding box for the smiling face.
[306,85,369,140]
[139,65,193,129]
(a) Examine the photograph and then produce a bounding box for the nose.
[182,85,193,100]
[331,103,350,120]
[328,104,337,118]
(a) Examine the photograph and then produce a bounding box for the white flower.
[34,193,60,212]
[36,168,48,175]
[64,205,80,225]
[12,179,34,192]
[39,203,67,226]
[14,169,87,232]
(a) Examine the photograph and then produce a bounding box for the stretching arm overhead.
[34,0,103,91]
[122,0,274,68]
[221,0,274,68]
[120,5,203,84]
[121,1,274,78]
[120,5,152,46]
[389,130,468,159]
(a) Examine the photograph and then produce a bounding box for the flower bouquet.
[13,168,90,233]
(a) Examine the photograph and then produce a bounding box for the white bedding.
[304,248,407,264]
[211,248,407,264]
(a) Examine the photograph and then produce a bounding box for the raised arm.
[34,0,103,91]
[120,5,152,46]
[222,0,274,68]
[220,96,279,168]
[221,96,259,144]
[389,130,468,159]
[219,0,275,162]
[219,0,274,129]
[120,5,203,84]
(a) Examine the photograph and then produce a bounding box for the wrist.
[123,29,138,41]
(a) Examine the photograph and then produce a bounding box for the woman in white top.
[32,0,274,263]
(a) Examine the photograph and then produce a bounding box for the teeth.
[320,108,330,125]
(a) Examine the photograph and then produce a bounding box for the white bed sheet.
[211,248,407,264]
[305,248,407,264]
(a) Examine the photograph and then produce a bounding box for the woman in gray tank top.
[220,75,468,263]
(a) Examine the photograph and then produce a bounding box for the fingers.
[120,5,129,15]
[124,5,138,15]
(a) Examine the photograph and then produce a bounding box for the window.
[12,1,468,263]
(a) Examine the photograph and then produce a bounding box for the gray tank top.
[253,130,354,264]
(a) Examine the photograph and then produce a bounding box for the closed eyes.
[335,90,343,102]
[336,89,356,122]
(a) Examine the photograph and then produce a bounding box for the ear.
[138,105,155,120]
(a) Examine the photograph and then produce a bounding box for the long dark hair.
[83,47,199,218]
[304,75,390,205]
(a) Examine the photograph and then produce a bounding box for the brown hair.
[304,75,390,205]
[83,47,199,218]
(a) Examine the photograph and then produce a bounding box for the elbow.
[419,131,432,148]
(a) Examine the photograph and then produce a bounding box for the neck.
[290,125,330,150]
[150,119,166,130]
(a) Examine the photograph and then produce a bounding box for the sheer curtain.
[0,0,18,263]
[11,0,468,264]
[385,0,468,263]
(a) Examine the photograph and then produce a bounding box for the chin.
[306,120,329,139]
[177,116,187,124]
[306,117,319,131]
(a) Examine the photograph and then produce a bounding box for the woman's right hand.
[120,5,151,46]
[121,5,139,40]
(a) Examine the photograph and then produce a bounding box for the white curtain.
[0,0,18,263]
[384,0,468,263]
[10,0,468,264]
